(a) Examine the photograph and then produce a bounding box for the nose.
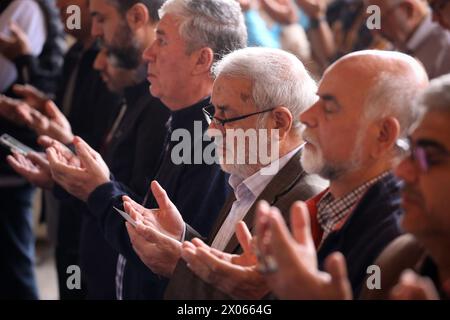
[93,50,107,71]
[395,156,418,185]
[299,101,319,128]
[142,40,156,63]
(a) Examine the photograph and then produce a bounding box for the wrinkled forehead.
[319,60,377,110]
[155,14,184,41]
[212,76,253,102]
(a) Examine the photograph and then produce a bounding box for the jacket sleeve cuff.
[87,181,126,219]
[184,223,205,242]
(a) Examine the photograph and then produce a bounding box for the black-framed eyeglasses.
[203,104,275,127]
[397,137,450,172]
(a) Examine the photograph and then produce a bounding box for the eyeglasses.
[203,104,275,128]
[397,137,450,172]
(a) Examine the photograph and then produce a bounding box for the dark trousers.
[0,185,38,299]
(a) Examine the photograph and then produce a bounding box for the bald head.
[328,50,429,137]
[299,50,428,186]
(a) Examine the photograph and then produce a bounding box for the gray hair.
[159,0,247,62]
[416,73,450,116]
[360,51,429,139]
[212,47,318,135]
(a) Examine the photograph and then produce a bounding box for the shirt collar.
[317,171,391,235]
[229,145,303,199]
[406,14,434,52]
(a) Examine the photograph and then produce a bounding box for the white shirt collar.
[229,144,303,199]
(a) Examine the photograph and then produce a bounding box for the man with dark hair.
[7,0,170,299]
[91,0,166,69]
[43,0,247,300]
[107,0,163,21]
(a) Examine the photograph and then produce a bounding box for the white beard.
[301,143,326,175]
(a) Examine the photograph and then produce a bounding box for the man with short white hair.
[123,47,328,299]
[252,49,430,299]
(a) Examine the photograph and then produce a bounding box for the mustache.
[302,130,318,146]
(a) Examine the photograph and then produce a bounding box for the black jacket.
[317,173,403,297]
[57,80,170,299]
[87,98,230,299]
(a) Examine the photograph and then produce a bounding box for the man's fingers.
[181,245,209,278]
[180,242,197,263]
[134,222,167,244]
[122,196,145,215]
[12,84,43,95]
[74,138,97,170]
[9,22,28,48]
[74,136,97,159]
[9,22,26,39]
[191,238,233,262]
[29,109,49,131]
[151,180,174,210]
[290,201,314,249]
[126,222,154,258]
[324,252,352,300]
[126,221,139,240]
[265,206,297,266]
[235,221,253,255]
[47,147,82,178]
[182,246,227,285]
[255,201,271,254]
[12,84,28,97]
[27,152,49,170]
[196,246,228,272]
[6,153,40,182]
[182,241,196,251]
[0,34,14,45]
[124,201,144,222]
[191,237,209,250]
[390,269,436,300]
[44,100,63,120]
[37,135,57,148]
[7,154,26,172]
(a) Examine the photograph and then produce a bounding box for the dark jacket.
[56,80,170,299]
[164,149,327,299]
[55,41,122,254]
[316,173,403,298]
[87,98,230,299]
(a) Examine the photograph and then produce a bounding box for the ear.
[191,47,215,76]
[372,116,400,158]
[126,3,149,31]
[269,107,293,141]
